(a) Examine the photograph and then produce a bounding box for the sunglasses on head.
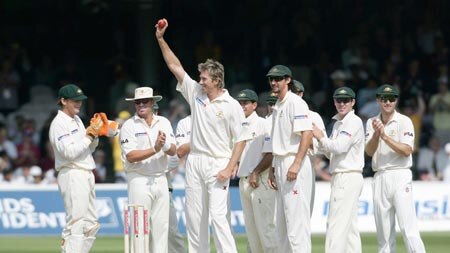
[134,99,151,105]
[268,76,286,82]
[378,95,397,103]
[334,98,352,104]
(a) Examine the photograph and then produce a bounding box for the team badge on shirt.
[388,130,397,136]
[292,189,299,195]
[216,111,224,118]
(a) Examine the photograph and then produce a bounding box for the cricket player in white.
[266,65,313,253]
[156,19,250,253]
[120,87,176,253]
[291,80,327,215]
[236,89,278,253]
[49,84,102,253]
[365,84,426,253]
[153,104,187,253]
[312,87,364,253]
[175,115,192,161]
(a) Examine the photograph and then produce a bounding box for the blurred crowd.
[1,0,450,185]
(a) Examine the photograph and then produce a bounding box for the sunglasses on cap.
[377,95,397,103]
[134,99,152,105]
[268,76,286,82]
[334,98,352,104]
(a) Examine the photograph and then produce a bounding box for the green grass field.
[0,232,448,252]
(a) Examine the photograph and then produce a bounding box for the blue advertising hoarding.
[1,181,449,235]
[0,185,245,235]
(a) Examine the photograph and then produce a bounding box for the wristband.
[162,142,171,152]
[87,133,95,141]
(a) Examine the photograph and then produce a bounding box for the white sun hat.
[125,87,162,102]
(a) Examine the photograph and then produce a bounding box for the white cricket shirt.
[262,115,273,153]
[49,110,97,171]
[177,73,250,158]
[309,110,326,156]
[271,91,313,156]
[366,111,414,171]
[318,110,364,173]
[175,115,192,146]
[120,114,175,175]
[237,112,268,177]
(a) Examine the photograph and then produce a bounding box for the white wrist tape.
[162,142,171,152]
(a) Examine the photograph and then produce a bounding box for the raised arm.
[155,18,186,83]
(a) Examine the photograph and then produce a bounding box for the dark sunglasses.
[268,76,286,82]
[334,98,352,104]
[378,95,397,103]
[267,102,275,106]
[134,99,151,105]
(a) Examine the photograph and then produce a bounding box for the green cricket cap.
[266,65,292,77]
[153,102,159,112]
[58,84,87,101]
[236,89,258,102]
[333,87,355,98]
[376,84,399,97]
[266,92,278,104]
[292,80,305,92]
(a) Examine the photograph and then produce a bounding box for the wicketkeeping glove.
[96,113,119,137]
[106,120,119,137]
[86,113,106,137]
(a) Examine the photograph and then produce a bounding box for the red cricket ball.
[157,19,166,29]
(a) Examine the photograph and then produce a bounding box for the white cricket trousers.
[185,154,237,253]
[239,170,279,253]
[325,172,363,253]
[273,155,312,253]
[58,168,99,253]
[127,172,170,253]
[373,169,426,253]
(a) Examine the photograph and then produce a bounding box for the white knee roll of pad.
[84,222,101,237]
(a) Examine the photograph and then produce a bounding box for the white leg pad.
[81,237,96,253]
[61,235,84,253]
